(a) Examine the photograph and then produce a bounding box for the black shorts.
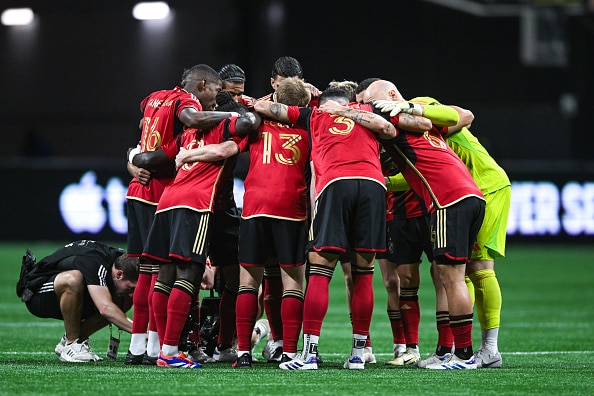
[338,250,356,264]
[143,208,211,266]
[209,207,240,268]
[126,200,157,257]
[310,179,386,254]
[25,275,97,320]
[385,215,433,264]
[239,217,307,268]
[430,197,486,265]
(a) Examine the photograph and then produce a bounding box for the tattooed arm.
[318,100,396,139]
[395,113,433,133]
[253,100,291,123]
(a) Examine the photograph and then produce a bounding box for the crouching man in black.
[17,240,139,362]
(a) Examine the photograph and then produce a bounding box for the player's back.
[242,120,310,220]
[308,104,384,195]
[382,127,483,211]
[446,127,510,194]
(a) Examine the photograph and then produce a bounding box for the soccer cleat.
[316,352,323,364]
[157,352,202,368]
[232,353,253,369]
[54,334,67,356]
[385,346,420,366]
[425,353,477,370]
[262,340,283,363]
[280,353,295,363]
[267,347,283,362]
[279,354,318,370]
[415,352,452,368]
[343,355,365,370]
[474,348,503,368]
[125,350,144,365]
[213,345,237,362]
[142,354,158,366]
[261,340,274,360]
[59,339,101,363]
[252,319,270,350]
[363,347,377,364]
[189,346,215,363]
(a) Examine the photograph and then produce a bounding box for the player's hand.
[242,95,256,109]
[373,100,410,117]
[374,100,424,117]
[175,147,188,170]
[305,82,321,98]
[201,259,215,290]
[128,163,151,185]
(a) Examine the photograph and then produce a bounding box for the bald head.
[363,80,405,103]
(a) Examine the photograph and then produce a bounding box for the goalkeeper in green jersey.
[385,97,509,369]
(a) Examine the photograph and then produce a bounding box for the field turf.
[1,241,593,395]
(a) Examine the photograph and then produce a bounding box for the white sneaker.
[425,353,477,370]
[343,355,365,370]
[54,334,67,356]
[262,340,283,362]
[279,354,318,370]
[416,352,452,368]
[363,347,377,364]
[252,319,270,350]
[59,339,101,362]
[474,348,503,368]
[385,346,420,366]
[213,345,237,362]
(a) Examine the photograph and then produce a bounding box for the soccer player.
[219,63,256,108]
[255,56,320,363]
[356,79,434,366]
[124,64,239,365]
[219,65,278,362]
[233,77,312,368]
[255,86,396,371]
[17,240,138,362]
[257,55,321,106]
[354,77,380,103]
[378,159,431,366]
[355,79,486,370]
[324,79,377,364]
[410,97,510,368]
[132,101,260,369]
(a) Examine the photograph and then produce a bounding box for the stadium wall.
[1,158,593,243]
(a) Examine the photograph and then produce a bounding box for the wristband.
[128,146,141,163]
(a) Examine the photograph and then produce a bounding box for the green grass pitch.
[1,241,593,395]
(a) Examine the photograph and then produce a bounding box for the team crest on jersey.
[423,131,448,149]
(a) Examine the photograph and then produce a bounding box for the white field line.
[1,351,593,356]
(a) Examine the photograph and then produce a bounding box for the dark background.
[2,0,593,162]
[1,0,593,242]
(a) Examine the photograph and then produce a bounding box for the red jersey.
[126,87,202,205]
[241,119,310,220]
[287,103,385,198]
[156,117,248,213]
[381,124,484,212]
